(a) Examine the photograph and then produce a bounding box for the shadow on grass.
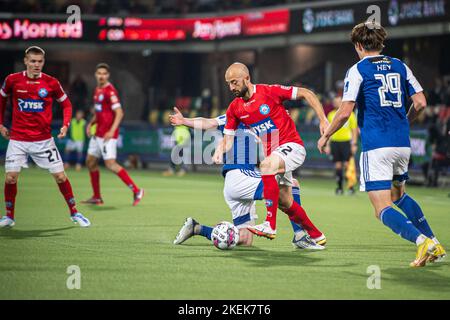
[0,226,75,239]
[382,264,450,293]
[175,245,356,268]
[85,206,117,211]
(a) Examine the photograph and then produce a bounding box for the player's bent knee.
[5,173,19,184]
[53,172,67,184]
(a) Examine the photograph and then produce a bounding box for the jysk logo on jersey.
[95,103,102,112]
[38,88,48,98]
[250,118,277,135]
[18,99,45,112]
[259,104,270,115]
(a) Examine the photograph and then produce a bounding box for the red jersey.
[0,71,71,142]
[224,84,303,155]
[93,83,121,139]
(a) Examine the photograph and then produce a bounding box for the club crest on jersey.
[259,104,270,115]
[265,200,273,207]
[18,99,44,112]
[98,94,104,102]
[38,88,48,98]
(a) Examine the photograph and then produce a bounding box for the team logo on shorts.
[38,88,48,98]
[259,104,270,115]
[265,199,273,207]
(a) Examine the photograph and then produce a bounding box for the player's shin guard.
[394,193,435,239]
[379,206,421,243]
[117,169,139,194]
[89,170,101,199]
[57,179,78,216]
[291,186,304,233]
[4,183,17,220]
[284,201,322,238]
[261,175,279,230]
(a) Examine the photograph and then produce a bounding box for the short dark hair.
[351,22,387,52]
[25,46,45,56]
[96,63,110,72]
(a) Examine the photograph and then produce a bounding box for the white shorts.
[359,147,410,192]
[87,137,117,160]
[5,138,65,174]
[272,142,306,187]
[66,140,84,153]
[223,169,262,229]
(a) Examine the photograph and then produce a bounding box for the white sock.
[432,237,440,245]
[416,234,427,246]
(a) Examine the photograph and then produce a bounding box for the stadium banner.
[291,0,449,35]
[97,9,290,42]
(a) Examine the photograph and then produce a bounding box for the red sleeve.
[51,79,71,127]
[268,84,298,102]
[0,75,12,125]
[223,101,239,136]
[109,87,121,110]
[60,98,73,128]
[52,79,68,103]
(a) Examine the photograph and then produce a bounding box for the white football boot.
[71,213,91,227]
[0,216,15,228]
[173,217,198,245]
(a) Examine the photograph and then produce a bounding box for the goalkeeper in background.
[163,124,191,177]
[325,95,358,195]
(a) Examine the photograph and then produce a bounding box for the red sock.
[89,170,101,199]
[4,183,17,220]
[284,201,322,238]
[57,179,78,216]
[261,175,279,230]
[117,169,139,193]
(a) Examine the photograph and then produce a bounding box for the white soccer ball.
[211,221,240,250]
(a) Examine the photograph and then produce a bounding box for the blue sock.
[199,225,213,240]
[394,193,434,238]
[380,206,421,243]
[291,186,304,233]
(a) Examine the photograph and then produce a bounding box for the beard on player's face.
[232,83,248,98]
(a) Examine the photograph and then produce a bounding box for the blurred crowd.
[1,0,308,15]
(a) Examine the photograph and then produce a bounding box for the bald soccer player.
[213,63,328,242]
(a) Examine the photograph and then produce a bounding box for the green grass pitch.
[0,168,449,299]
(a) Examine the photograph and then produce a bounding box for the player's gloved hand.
[0,125,10,140]
[103,130,114,143]
[169,107,184,126]
[57,126,68,139]
[317,135,329,154]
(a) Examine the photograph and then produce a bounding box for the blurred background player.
[162,123,191,177]
[0,46,90,227]
[325,95,358,195]
[215,63,328,240]
[83,63,144,206]
[64,109,86,171]
[318,22,446,267]
[170,108,324,249]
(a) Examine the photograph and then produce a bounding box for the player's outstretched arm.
[318,101,355,154]
[407,92,427,123]
[296,87,329,134]
[169,107,218,130]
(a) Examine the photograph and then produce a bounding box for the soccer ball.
[211,222,240,250]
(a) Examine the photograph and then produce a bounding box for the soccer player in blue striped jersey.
[318,21,445,267]
[170,107,325,249]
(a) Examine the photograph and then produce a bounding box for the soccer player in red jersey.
[213,63,328,241]
[0,46,90,228]
[83,63,144,206]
